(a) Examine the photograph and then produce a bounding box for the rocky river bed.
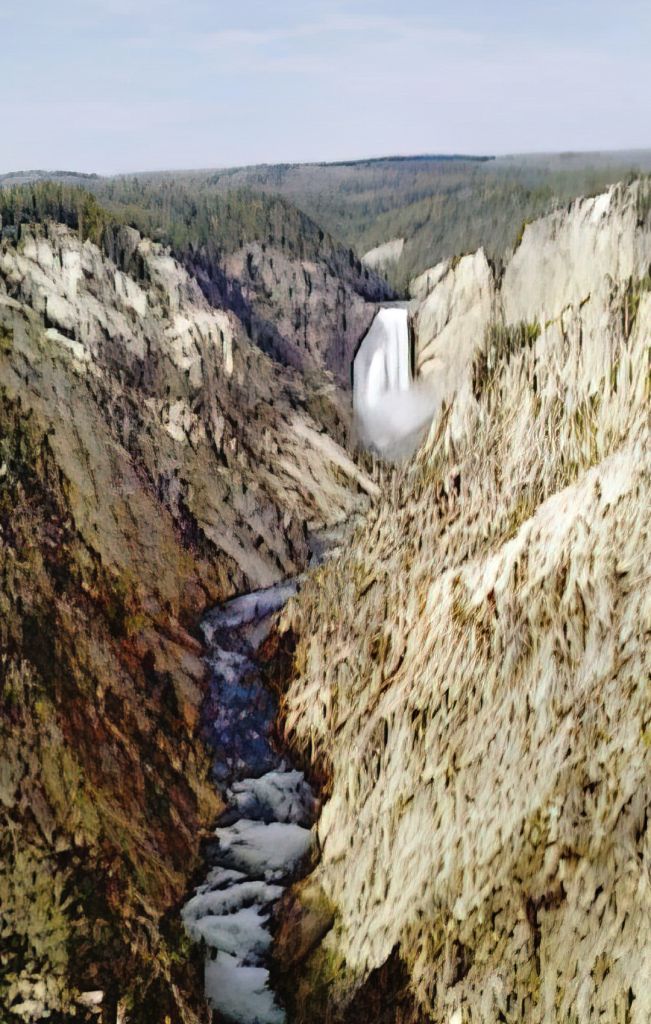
[182,579,316,1024]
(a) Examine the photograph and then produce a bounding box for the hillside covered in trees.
[128,151,651,290]
[5,151,651,294]
[0,180,391,385]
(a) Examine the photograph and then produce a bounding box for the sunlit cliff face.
[280,180,651,1024]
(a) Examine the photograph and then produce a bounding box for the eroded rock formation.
[0,219,376,1021]
[278,180,651,1023]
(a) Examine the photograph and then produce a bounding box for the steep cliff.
[279,181,651,1022]
[0,218,376,1022]
[1,182,394,391]
[191,238,383,386]
[411,181,651,412]
[91,181,393,386]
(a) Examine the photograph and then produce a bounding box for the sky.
[1,0,649,174]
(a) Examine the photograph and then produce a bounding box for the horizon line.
[2,145,651,181]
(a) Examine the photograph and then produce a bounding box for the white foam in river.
[205,952,286,1024]
[229,769,316,826]
[191,905,274,961]
[183,585,316,1024]
[215,819,313,880]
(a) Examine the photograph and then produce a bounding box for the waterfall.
[353,307,439,457]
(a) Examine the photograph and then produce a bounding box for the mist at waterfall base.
[353,308,440,458]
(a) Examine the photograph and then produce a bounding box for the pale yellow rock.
[411,250,496,406]
[502,182,651,324]
[362,237,405,272]
[283,179,651,1023]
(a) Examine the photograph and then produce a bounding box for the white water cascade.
[182,581,315,1024]
[353,307,439,457]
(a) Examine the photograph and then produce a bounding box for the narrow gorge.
[182,579,311,1024]
[181,294,423,1022]
[0,190,379,1023]
[0,172,649,1024]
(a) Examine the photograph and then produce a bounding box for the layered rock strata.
[278,181,651,1023]
[0,220,375,1021]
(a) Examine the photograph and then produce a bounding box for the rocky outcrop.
[0,221,376,1021]
[189,239,390,387]
[277,180,651,1022]
[411,181,651,427]
[501,186,651,323]
[411,249,496,404]
[362,239,405,274]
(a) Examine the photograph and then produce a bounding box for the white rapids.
[182,581,318,1024]
[353,306,439,457]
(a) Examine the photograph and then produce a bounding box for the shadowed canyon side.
[278,180,651,1023]
[0,202,378,1021]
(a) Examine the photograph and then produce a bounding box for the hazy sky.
[2,0,649,173]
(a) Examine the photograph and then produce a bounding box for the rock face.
[0,222,376,589]
[411,182,651,428]
[501,187,651,323]
[183,236,391,389]
[278,180,651,1022]
[362,238,405,274]
[225,244,388,384]
[0,220,376,1021]
[411,249,496,406]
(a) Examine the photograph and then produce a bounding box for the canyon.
[0,206,376,1022]
[280,179,651,1023]
[0,172,649,1024]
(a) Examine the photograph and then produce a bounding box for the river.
[183,300,431,1019]
[182,578,315,1024]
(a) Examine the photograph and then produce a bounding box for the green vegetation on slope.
[146,151,651,290]
[5,152,651,296]
[0,176,388,299]
[0,182,112,247]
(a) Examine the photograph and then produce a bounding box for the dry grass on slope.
[280,281,650,1022]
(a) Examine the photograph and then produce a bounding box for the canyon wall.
[210,240,389,385]
[0,220,376,1022]
[279,180,651,1023]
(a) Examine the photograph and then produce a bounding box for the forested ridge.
[0,178,392,382]
[0,178,384,296]
[4,151,651,293]
[130,152,651,289]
